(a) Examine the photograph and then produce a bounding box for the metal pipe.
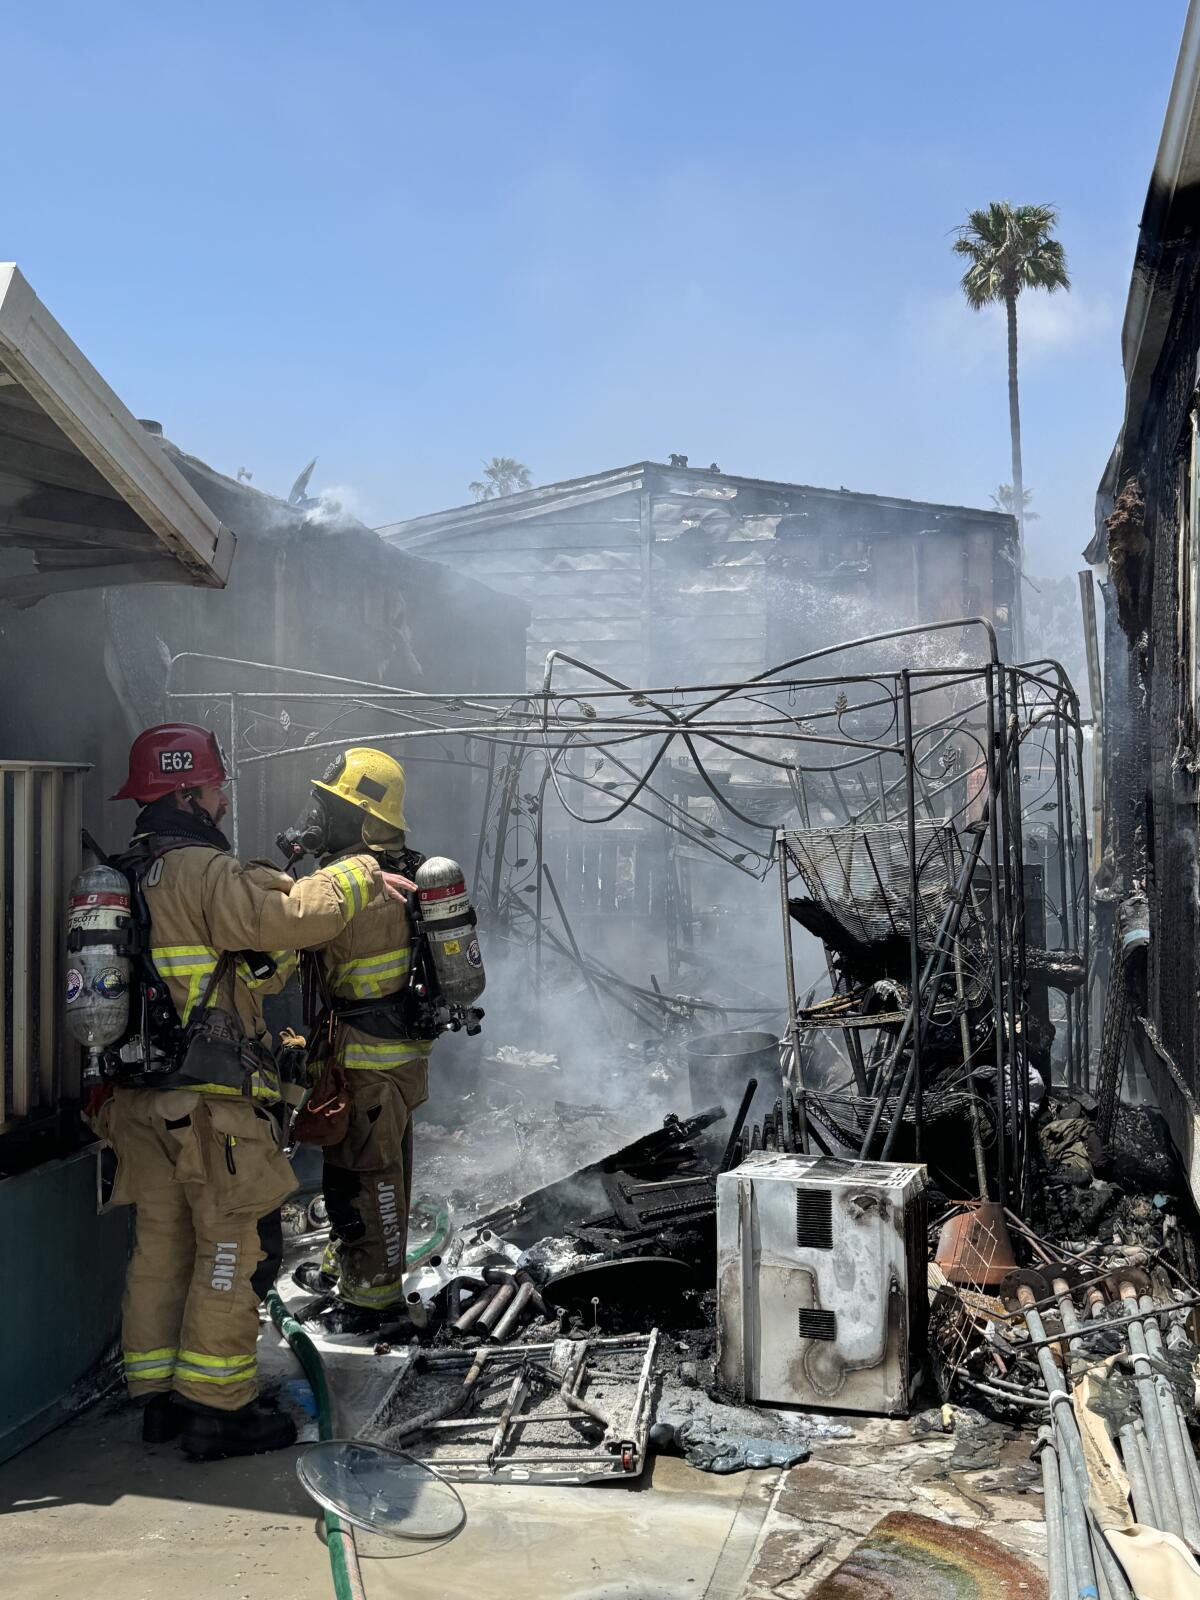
[1052,1274,1085,1355]
[491,1280,536,1343]
[777,840,809,1151]
[629,1327,660,1438]
[1064,1494,1080,1600]
[445,1274,486,1324]
[900,670,923,1159]
[1113,1281,1185,1538]
[1011,1291,1200,1354]
[875,817,989,1159]
[1184,1419,1200,1525]
[1095,1553,1114,1600]
[422,1410,582,1430]
[453,1283,500,1333]
[1133,1421,1164,1530]
[478,1281,518,1333]
[985,663,1008,1204]
[1118,1423,1155,1526]
[1137,1292,1200,1539]
[472,736,498,906]
[958,1376,1048,1410]
[534,760,549,1004]
[999,669,1027,1209]
[487,1369,530,1469]
[954,931,988,1198]
[1061,1453,1101,1600]
[1039,1427,1070,1600]
[1090,1493,1134,1599]
[1018,1287,1127,1600]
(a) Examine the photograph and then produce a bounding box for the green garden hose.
[267,1289,367,1600]
[405,1196,451,1268]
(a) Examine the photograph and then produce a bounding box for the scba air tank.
[414,856,485,1007]
[65,865,133,1071]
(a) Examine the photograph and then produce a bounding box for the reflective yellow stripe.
[341,1038,432,1071]
[340,1278,406,1308]
[152,943,218,1020]
[330,948,411,999]
[124,1347,177,1378]
[173,1370,256,1385]
[177,1349,256,1370]
[325,859,371,916]
[175,1350,256,1383]
[152,945,285,1103]
[152,940,214,966]
[195,1079,280,1103]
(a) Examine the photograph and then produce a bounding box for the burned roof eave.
[0,263,235,593]
[1090,0,1200,563]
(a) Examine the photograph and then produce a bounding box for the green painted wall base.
[0,1144,130,1464]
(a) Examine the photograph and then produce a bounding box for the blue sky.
[1,2,1187,575]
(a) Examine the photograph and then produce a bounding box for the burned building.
[378,459,1020,692]
[379,461,1020,993]
[1089,7,1200,1204]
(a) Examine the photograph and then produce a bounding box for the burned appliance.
[716,1153,927,1415]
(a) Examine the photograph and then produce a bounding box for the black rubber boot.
[181,1400,298,1462]
[306,1298,411,1337]
[292,1259,337,1296]
[141,1393,186,1444]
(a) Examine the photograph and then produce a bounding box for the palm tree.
[990,483,1040,521]
[953,204,1069,574]
[468,457,533,501]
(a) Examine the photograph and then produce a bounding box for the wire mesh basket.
[784,820,965,948]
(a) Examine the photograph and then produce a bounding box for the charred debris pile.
[267,622,1200,1551]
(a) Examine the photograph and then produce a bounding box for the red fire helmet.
[111,723,229,803]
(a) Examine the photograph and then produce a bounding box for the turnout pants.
[323,1057,427,1309]
[96,1088,297,1410]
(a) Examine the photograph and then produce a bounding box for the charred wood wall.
[1104,248,1200,1102]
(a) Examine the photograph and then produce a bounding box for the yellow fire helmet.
[313,746,408,832]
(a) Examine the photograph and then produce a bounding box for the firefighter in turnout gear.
[94,724,412,1460]
[291,748,433,1329]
